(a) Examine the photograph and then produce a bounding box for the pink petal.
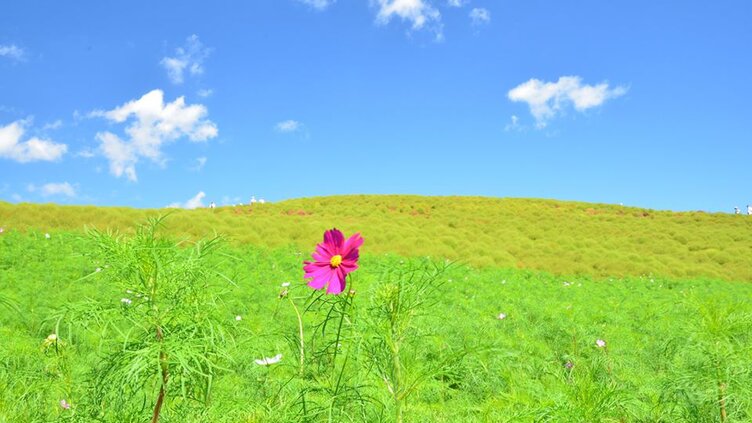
[305,263,332,280]
[307,269,334,290]
[342,233,363,256]
[326,271,346,294]
[339,261,358,274]
[324,229,344,251]
[312,248,331,263]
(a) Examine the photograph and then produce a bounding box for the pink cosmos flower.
[303,228,363,295]
[60,399,71,409]
[596,339,607,348]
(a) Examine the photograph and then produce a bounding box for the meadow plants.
[1,218,752,421]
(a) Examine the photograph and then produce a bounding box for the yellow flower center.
[330,254,343,268]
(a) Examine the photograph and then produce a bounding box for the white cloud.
[297,0,336,10]
[28,182,76,198]
[0,44,24,61]
[447,0,468,7]
[504,115,521,132]
[373,0,443,40]
[508,76,627,127]
[167,191,206,209]
[197,88,214,98]
[275,119,302,133]
[91,89,218,181]
[76,148,96,158]
[160,35,211,84]
[42,119,63,130]
[0,120,68,163]
[469,7,490,26]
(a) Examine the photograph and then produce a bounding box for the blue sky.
[1,1,750,211]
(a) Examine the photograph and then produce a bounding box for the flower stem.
[330,278,354,368]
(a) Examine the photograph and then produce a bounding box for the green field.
[2,195,751,282]
[1,197,751,422]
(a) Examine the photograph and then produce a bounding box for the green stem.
[288,296,306,376]
[392,342,403,423]
[330,277,354,368]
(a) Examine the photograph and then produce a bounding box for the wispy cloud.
[190,156,207,171]
[275,119,302,133]
[166,191,206,209]
[91,89,218,181]
[197,88,214,98]
[446,0,468,7]
[508,76,627,128]
[28,182,77,198]
[296,0,336,10]
[0,120,68,163]
[0,44,25,61]
[469,7,490,26]
[160,35,211,85]
[42,119,63,131]
[373,0,444,41]
[504,115,522,132]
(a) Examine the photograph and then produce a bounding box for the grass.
[1,223,752,422]
[2,195,752,282]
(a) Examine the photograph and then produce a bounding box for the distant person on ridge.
[748,205,752,215]
[210,202,216,209]
[734,206,740,215]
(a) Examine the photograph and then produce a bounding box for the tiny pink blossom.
[596,339,606,348]
[60,399,70,409]
[303,228,363,295]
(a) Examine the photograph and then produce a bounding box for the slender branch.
[151,323,169,423]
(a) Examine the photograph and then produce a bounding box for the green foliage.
[2,195,752,281]
[1,220,752,421]
[46,217,236,421]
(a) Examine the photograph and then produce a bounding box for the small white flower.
[596,339,606,348]
[45,233,51,239]
[121,298,132,305]
[46,333,58,342]
[254,353,282,366]
[281,282,291,287]
[126,289,133,294]
[235,315,242,321]
[0,227,4,233]
[497,313,507,320]
[95,267,102,273]
[501,280,506,284]
[563,281,572,287]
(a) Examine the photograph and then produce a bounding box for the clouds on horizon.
[167,191,206,209]
[0,120,68,163]
[28,182,76,198]
[91,89,218,181]
[508,76,627,127]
